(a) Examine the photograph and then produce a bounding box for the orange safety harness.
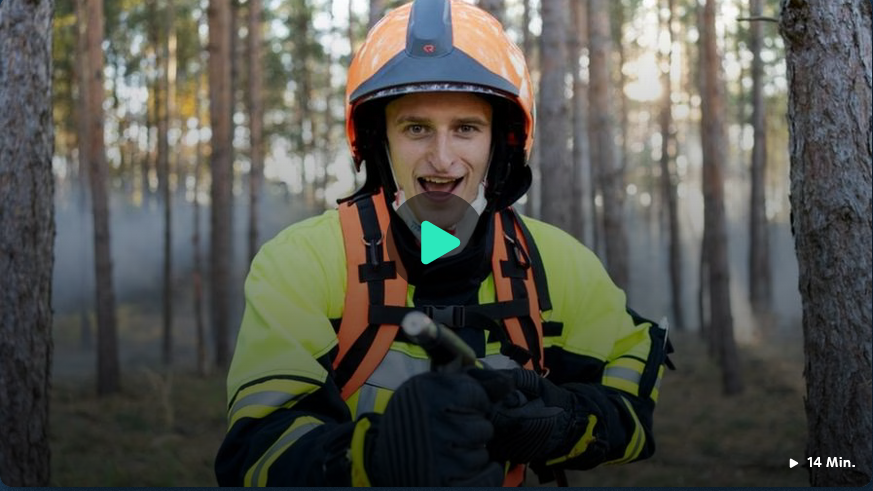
[333,188,559,486]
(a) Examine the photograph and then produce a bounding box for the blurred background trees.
[1,0,868,486]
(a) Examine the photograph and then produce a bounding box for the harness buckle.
[503,233,531,269]
[424,305,465,328]
[362,235,383,265]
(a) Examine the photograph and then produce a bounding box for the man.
[215,0,672,486]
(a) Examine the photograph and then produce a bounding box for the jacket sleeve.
[535,232,671,476]
[214,215,356,486]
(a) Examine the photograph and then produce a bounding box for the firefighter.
[215,0,672,486]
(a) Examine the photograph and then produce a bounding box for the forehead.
[385,92,493,121]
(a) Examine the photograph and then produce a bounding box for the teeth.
[421,176,459,184]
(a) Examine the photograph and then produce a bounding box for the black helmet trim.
[354,82,514,108]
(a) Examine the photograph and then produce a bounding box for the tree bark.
[570,0,590,244]
[588,0,628,288]
[699,0,742,395]
[209,0,234,369]
[248,0,264,265]
[747,0,771,315]
[538,0,572,232]
[0,0,55,484]
[780,0,872,485]
[659,0,685,331]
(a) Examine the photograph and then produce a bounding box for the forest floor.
[49,322,810,487]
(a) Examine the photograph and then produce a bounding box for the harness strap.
[511,208,552,312]
[367,300,531,328]
[335,192,549,395]
[491,210,545,373]
[334,192,408,400]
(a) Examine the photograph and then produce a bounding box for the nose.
[428,131,454,172]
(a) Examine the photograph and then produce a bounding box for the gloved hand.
[363,370,507,486]
[487,369,590,465]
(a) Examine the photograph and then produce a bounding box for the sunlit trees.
[699,0,742,395]
[589,0,629,289]
[659,0,685,331]
[746,0,771,315]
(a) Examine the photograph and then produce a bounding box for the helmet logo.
[423,44,436,54]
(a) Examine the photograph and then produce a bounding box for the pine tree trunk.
[0,0,55,484]
[520,0,536,217]
[780,0,872,485]
[588,0,628,288]
[699,0,742,395]
[698,222,711,347]
[159,0,176,367]
[477,0,505,25]
[75,0,94,349]
[538,0,572,232]
[747,0,771,315]
[659,0,685,331]
[248,0,264,265]
[612,0,630,190]
[569,0,590,244]
[194,42,209,377]
[368,0,385,30]
[83,0,121,396]
[209,0,234,369]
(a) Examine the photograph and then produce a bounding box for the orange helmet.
[344,0,535,208]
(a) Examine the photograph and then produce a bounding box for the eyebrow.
[392,115,491,126]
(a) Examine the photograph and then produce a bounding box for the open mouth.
[417,175,464,194]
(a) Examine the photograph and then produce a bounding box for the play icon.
[384,190,481,280]
[420,221,460,264]
[789,459,799,468]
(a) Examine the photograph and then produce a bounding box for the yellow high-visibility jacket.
[215,202,670,486]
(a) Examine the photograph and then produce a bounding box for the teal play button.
[384,190,481,280]
[420,220,460,264]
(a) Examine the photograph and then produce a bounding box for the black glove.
[488,369,590,465]
[364,370,506,486]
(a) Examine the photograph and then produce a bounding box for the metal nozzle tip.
[401,311,432,338]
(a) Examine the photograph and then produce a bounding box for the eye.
[404,124,428,136]
[457,124,480,134]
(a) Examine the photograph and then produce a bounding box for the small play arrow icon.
[420,221,460,264]
[789,458,799,468]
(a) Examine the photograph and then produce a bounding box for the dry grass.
[49,330,809,487]
[50,370,227,487]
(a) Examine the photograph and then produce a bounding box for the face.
[385,92,492,223]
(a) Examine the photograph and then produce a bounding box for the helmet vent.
[406,0,453,57]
